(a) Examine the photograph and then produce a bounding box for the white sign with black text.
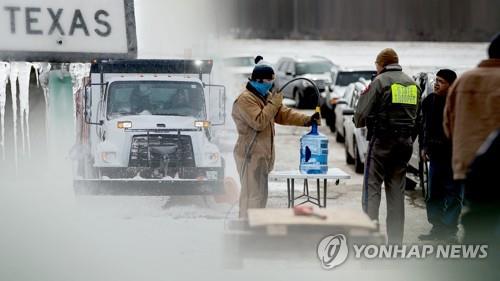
[0,0,135,61]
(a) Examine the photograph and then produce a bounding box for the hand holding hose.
[305,111,321,126]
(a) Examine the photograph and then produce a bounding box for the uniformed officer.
[354,48,421,244]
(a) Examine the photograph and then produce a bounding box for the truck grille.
[129,134,195,168]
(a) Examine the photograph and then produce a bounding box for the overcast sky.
[134,0,226,59]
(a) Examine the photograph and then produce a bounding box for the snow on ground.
[219,39,488,75]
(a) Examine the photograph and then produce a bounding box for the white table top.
[269,168,351,180]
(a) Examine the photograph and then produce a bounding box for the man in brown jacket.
[232,61,319,218]
[444,33,500,245]
[444,33,500,182]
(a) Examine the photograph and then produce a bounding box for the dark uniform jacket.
[421,93,452,160]
[354,64,421,139]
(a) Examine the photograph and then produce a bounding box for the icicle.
[69,63,91,95]
[17,62,33,157]
[35,63,51,147]
[0,62,10,160]
[69,63,91,136]
[9,62,19,170]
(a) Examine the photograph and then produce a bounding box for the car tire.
[294,89,304,109]
[345,140,355,165]
[329,122,336,133]
[321,104,329,124]
[354,138,364,174]
[405,177,417,190]
[336,128,345,143]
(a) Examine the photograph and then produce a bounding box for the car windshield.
[336,71,377,86]
[224,57,255,67]
[107,81,206,119]
[335,71,377,87]
[296,61,333,75]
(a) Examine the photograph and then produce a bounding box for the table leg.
[323,179,327,207]
[287,179,291,208]
[291,179,295,207]
[304,179,309,196]
[317,179,321,207]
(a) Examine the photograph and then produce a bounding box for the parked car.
[333,78,370,143]
[341,81,371,174]
[275,56,338,109]
[323,70,376,132]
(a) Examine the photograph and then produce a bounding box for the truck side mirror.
[84,83,104,126]
[206,84,226,126]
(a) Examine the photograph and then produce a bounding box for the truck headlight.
[194,120,211,128]
[117,121,132,129]
[101,152,117,163]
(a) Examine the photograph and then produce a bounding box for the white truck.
[73,59,226,196]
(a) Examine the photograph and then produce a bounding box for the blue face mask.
[250,81,273,96]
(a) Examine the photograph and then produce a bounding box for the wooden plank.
[248,208,376,230]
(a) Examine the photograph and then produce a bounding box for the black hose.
[224,77,323,222]
[242,77,322,174]
[277,77,321,107]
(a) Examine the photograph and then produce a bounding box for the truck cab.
[74,60,226,196]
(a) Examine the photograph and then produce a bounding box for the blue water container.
[300,122,328,174]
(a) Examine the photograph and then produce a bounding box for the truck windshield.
[336,71,376,86]
[107,81,206,119]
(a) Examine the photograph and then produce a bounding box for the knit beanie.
[251,64,274,80]
[376,48,399,67]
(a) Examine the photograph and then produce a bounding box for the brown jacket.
[232,88,310,173]
[444,59,500,180]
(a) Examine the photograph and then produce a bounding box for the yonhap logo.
[317,234,349,269]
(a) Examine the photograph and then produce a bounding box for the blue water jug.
[300,121,328,174]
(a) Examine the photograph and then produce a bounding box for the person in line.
[419,69,461,242]
[232,58,320,218]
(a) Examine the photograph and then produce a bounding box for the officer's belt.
[373,126,413,138]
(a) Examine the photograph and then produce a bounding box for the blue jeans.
[426,157,464,234]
